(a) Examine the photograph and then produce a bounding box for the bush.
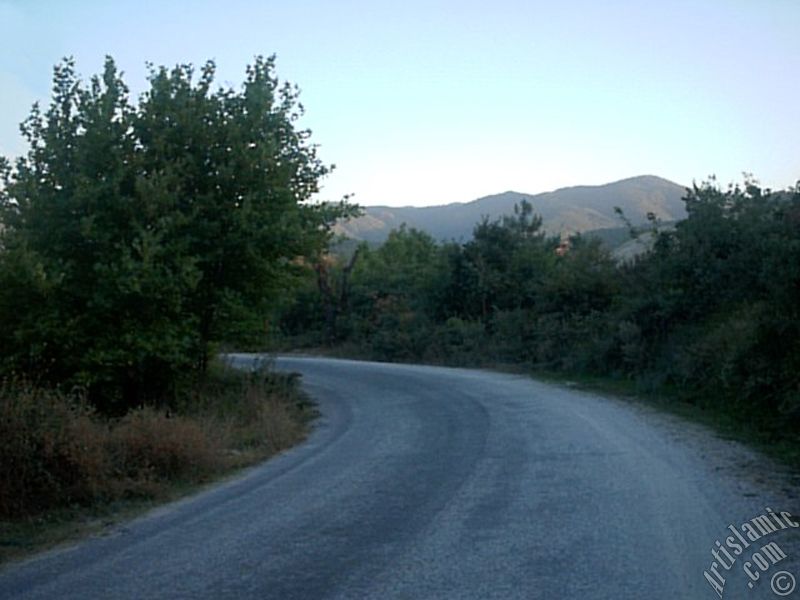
[108,408,220,490]
[0,382,108,518]
[0,366,312,520]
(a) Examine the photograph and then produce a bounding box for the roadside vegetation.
[0,364,314,562]
[0,56,350,560]
[277,178,800,465]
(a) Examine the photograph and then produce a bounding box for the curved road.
[1,356,798,599]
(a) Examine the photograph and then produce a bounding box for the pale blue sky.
[1,0,798,206]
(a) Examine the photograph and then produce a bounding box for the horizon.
[358,174,686,208]
[1,1,799,207]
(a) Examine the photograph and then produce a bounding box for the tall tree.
[0,56,354,411]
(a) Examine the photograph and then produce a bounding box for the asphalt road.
[1,356,798,599]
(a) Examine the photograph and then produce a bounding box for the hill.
[335,175,687,243]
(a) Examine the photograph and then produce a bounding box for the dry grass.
[0,384,108,518]
[106,407,222,498]
[0,365,314,562]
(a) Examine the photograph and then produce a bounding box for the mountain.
[334,175,687,243]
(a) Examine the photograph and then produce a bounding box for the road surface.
[1,356,798,599]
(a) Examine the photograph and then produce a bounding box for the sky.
[1,0,798,207]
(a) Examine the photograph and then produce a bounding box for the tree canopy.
[0,56,355,411]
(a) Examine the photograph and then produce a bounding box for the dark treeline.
[280,180,800,437]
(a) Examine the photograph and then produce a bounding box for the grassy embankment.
[0,361,315,564]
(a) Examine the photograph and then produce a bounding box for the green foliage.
[279,178,800,439]
[462,200,554,318]
[352,226,445,314]
[0,56,353,411]
[635,179,800,424]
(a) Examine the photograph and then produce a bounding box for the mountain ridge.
[335,175,687,243]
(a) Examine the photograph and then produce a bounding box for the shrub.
[0,381,108,518]
[108,408,220,489]
[0,366,311,520]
